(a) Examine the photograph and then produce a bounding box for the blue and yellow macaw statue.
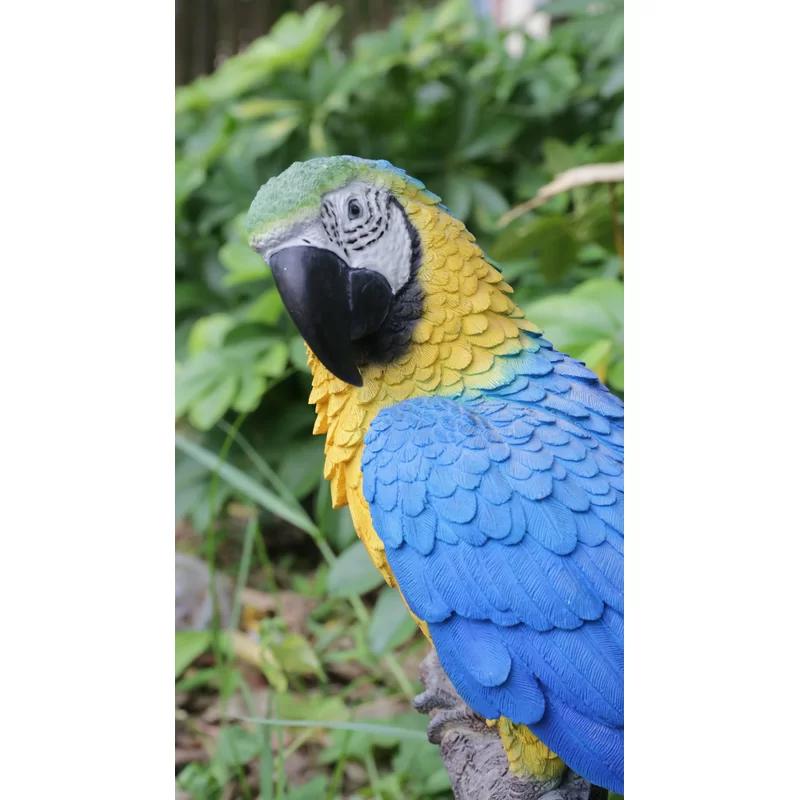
[247,157,623,794]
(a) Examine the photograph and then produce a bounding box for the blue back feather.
[362,335,624,793]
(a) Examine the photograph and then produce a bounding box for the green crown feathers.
[246,156,441,246]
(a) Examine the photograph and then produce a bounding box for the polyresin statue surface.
[247,157,624,794]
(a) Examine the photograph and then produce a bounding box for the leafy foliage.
[175,1,622,797]
[176,0,623,435]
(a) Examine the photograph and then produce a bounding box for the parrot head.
[248,156,535,503]
[246,156,449,387]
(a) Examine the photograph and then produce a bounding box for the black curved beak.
[268,246,393,387]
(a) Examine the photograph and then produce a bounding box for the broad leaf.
[175,630,211,677]
[368,586,418,655]
[327,541,385,598]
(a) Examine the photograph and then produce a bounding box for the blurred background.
[175,1,623,797]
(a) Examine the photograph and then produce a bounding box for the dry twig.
[498,162,624,227]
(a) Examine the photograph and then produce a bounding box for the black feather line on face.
[350,224,387,251]
[345,212,387,246]
[321,200,344,252]
[351,196,423,367]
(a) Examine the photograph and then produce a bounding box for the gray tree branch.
[413,650,592,800]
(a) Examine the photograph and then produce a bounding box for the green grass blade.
[325,730,351,800]
[217,419,299,507]
[363,748,382,797]
[229,515,258,630]
[175,433,318,536]
[238,717,427,741]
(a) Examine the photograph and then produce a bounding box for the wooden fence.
[175,0,433,85]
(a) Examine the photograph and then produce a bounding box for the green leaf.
[443,173,472,220]
[255,340,289,377]
[327,541,385,598]
[274,692,348,722]
[175,450,233,530]
[232,370,267,413]
[177,337,289,428]
[177,762,218,797]
[393,734,451,794]
[215,725,262,767]
[332,508,357,551]
[424,767,454,793]
[576,338,613,384]
[285,777,328,800]
[245,289,284,326]
[318,714,429,769]
[277,437,324,499]
[175,161,205,207]
[459,118,523,161]
[316,482,357,551]
[289,337,310,372]
[257,645,289,692]
[492,215,579,281]
[527,280,621,343]
[602,61,624,97]
[529,54,580,116]
[188,313,235,356]
[607,357,624,391]
[219,240,269,284]
[175,359,223,418]
[176,4,343,111]
[189,375,237,430]
[231,97,302,120]
[470,178,510,226]
[525,278,623,388]
[542,0,596,13]
[271,632,325,679]
[248,115,301,158]
[573,277,624,327]
[541,137,594,176]
[175,630,211,677]
[368,587,418,655]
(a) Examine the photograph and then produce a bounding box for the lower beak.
[268,246,393,387]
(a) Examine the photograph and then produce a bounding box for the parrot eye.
[347,199,363,220]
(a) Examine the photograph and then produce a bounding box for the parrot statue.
[246,156,623,794]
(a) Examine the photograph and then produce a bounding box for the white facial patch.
[260,219,335,261]
[259,182,414,295]
[320,182,413,293]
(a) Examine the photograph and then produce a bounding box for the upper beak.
[268,246,393,387]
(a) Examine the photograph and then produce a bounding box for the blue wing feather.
[362,337,624,792]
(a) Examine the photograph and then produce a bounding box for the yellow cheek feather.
[307,190,561,782]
